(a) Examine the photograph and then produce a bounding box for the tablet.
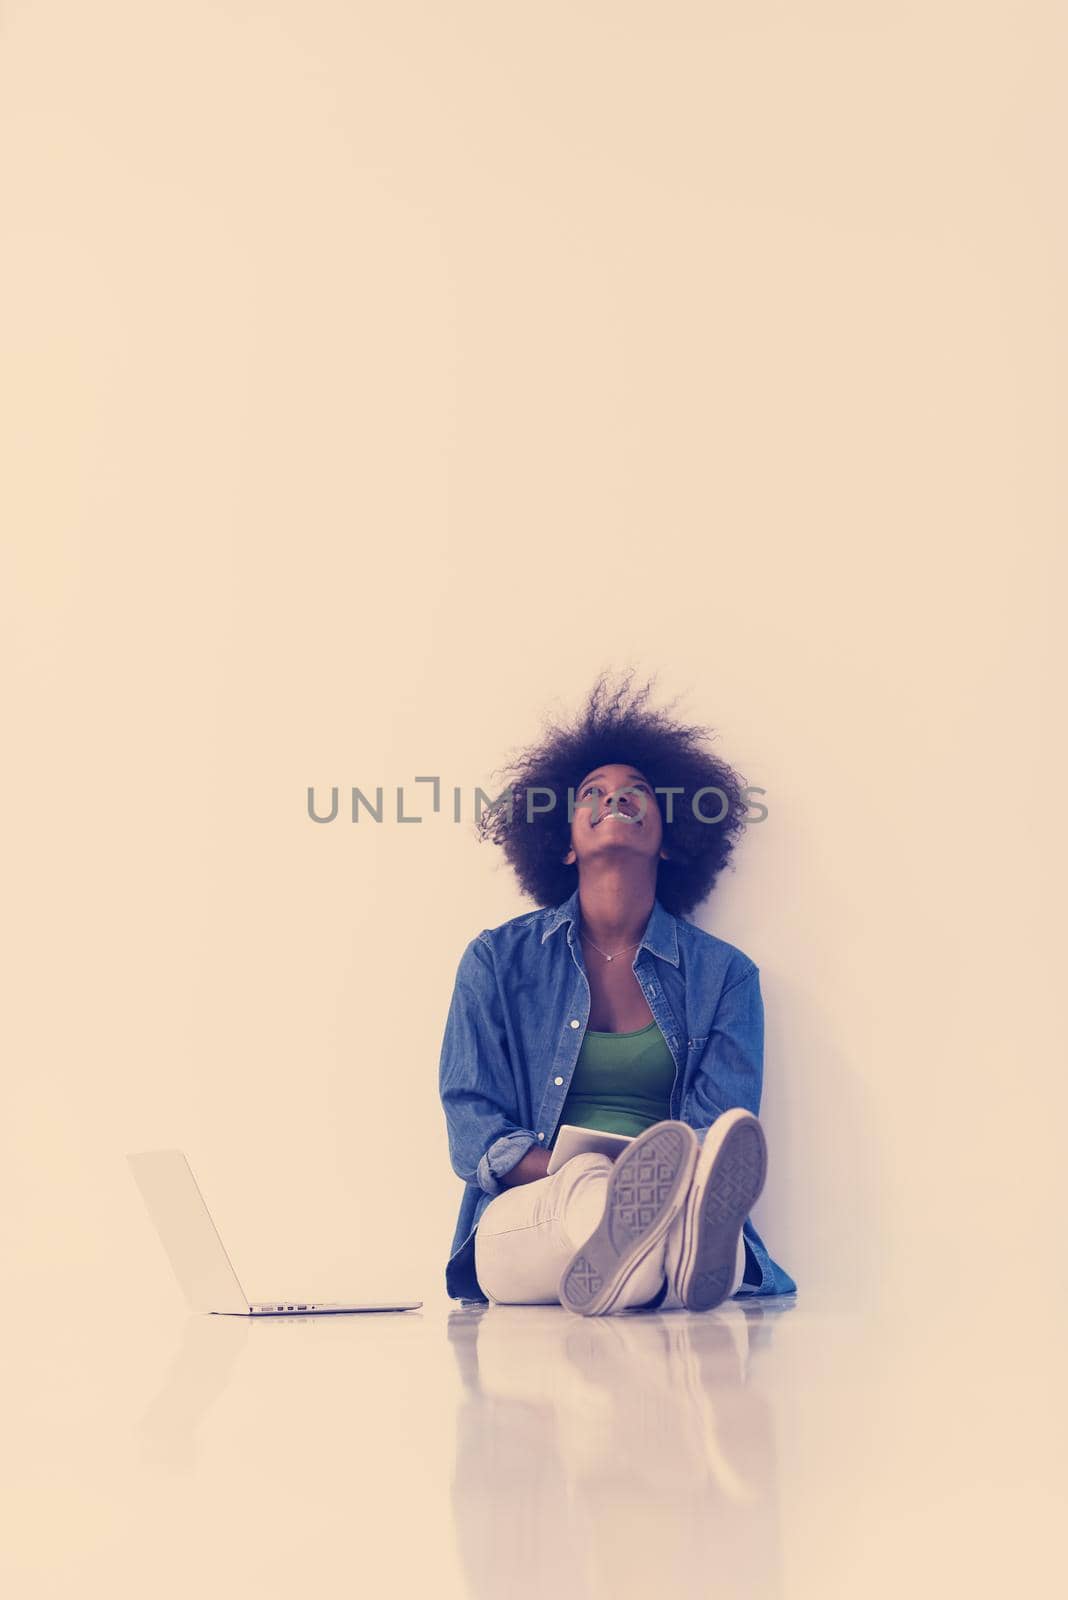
[545,1124,634,1174]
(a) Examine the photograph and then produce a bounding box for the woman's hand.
[498,1145,552,1187]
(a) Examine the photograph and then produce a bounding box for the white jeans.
[474,1151,748,1310]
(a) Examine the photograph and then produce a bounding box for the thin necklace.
[581,932,641,963]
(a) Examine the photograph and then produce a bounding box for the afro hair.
[476,669,756,918]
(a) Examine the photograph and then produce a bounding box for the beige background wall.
[4,2,1064,1326]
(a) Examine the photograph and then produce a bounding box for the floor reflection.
[448,1300,793,1599]
[139,1314,250,1471]
[138,1309,425,1472]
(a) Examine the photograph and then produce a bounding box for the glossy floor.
[5,1287,1062,1598]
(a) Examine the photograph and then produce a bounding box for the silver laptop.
[127,1149,422,1316]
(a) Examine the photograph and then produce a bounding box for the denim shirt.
[438,887,797,1301]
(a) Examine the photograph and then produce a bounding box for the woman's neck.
[576,862,657,949]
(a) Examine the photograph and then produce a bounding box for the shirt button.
[537,1132,545,1140]
[554,1076,564,1086]
[569,1019,580,1029]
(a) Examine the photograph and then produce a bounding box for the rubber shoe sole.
[558,1121,698,1317]
[673,1110,768,1313]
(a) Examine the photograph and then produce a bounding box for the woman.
[438,673,796,1314]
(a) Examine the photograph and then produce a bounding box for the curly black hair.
[476,669,754,918]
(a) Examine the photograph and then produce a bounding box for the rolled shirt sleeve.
[475,1130,540,1197]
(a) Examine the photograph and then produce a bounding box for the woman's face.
[562,761,666,869]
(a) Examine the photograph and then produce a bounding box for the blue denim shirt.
[438,887,797,1301]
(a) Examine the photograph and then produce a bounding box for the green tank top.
[554,1020,676,1140]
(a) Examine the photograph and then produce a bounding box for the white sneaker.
[558,1120,698,1317]
[665,1109,767,1312]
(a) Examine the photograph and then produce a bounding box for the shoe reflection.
[448,1304,787,1599]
